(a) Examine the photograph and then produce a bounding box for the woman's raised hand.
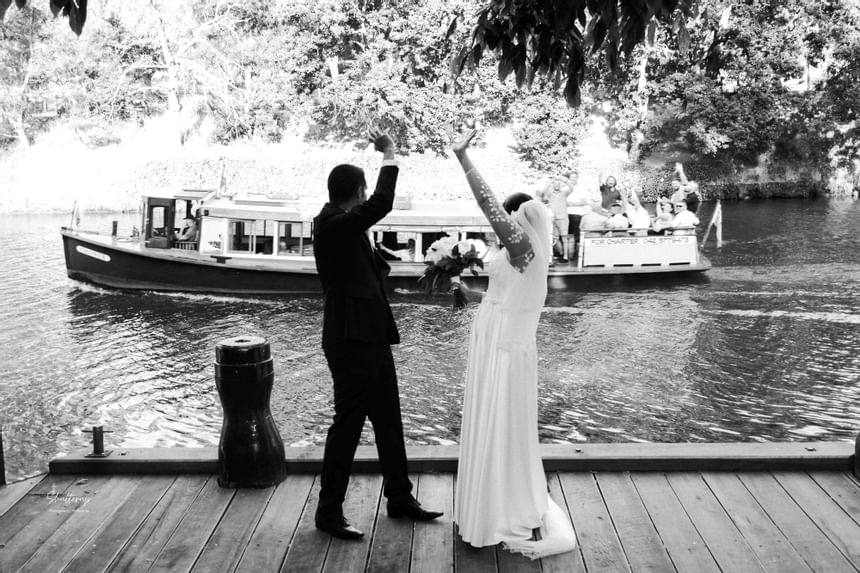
[449,127,477,154]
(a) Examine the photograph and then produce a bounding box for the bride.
[450,127,577,559]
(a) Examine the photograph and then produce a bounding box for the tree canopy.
[451,0,694,106]
[1,0,858,192]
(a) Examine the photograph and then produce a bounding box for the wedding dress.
[454,200,577,559]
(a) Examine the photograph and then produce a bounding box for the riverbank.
[0,119,843,215]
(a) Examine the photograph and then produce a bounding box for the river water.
[1,199,859,481]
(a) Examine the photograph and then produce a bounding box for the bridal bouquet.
[419,236,484,309]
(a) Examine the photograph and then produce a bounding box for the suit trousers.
[318,340,413,515]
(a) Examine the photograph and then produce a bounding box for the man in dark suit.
[313,129,442,540]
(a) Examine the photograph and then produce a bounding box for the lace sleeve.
[463,168,534,272]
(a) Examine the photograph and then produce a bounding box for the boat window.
[225,218,281,254]
[199,217,222,253]
[277,221,313,255]
[150,206,167,237]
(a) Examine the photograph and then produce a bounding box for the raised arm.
[450,128,533,272]
[674,162,689,185]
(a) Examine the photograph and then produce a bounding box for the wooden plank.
[496,544,541,573]
[49,441,854,476]
[738,472,855,573]
[410,472,455,573]
[808,471,860,526]
[234,473,315,573]
[0,474,77,547]
[541,472,586,573]
[62,476,176,573]
[0,476,111,573]
[280,475,330,573]
[702,472,811,572]
[190,486,275,573]
[106,474,210,573]
[0,474,46,518]
[367,486,413,573]
[596,472,675,572]
[541,442,853,472]
[321,474,382,573]
[18,476,147,573]
[146,476,236,573]
[559,472,630,573]
[50,448,219,474]
[454,534,496,573]
[773,471,860,564]
[666,472,763,573]
[629,473,719,573]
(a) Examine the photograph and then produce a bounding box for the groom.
[312,129,442,540]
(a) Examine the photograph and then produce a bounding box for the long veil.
[502,200,578,560]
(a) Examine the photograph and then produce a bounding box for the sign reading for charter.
[581,234,698,268]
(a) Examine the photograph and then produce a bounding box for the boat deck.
[1,444,859,572]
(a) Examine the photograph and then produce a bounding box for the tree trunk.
[151,0,183,147]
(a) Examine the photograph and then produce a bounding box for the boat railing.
[174,241,198,251]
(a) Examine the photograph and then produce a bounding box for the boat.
[61,188,711,295]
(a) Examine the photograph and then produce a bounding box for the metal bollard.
[111,220,118,236]
[215,336,286,488]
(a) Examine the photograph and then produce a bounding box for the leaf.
[0,0,13,21]
[449,46,469,77]
[647,19,656,47]
[445,15,458,39]
[677,22,690,55]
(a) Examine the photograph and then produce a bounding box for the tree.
[1,0,86,35]
[450,0,695,107]
[0,4,49,147]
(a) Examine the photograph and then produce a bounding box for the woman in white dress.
[450,128,576,559]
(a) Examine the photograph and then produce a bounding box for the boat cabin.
[138,191,705,273]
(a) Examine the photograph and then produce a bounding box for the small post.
[855,430,859,479]
[111,220,118,236]
[83,426,113,458]
[701,200,723,248]
[0,426,6,487]
[216,336,286,488]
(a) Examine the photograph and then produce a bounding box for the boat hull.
[62,229,710,295]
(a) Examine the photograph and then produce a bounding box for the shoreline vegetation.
[0,118,841,216]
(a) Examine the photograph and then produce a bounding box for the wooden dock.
[1,442,859,572]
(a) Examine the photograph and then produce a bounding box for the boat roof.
[144,189,493,229]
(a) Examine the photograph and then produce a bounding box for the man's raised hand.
[369,128,395,153]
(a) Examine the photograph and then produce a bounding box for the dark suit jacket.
[314,165,400,348]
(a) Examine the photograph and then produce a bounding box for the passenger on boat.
[669,199,700,234]
[624,189,651,236]
[605,200,629,234]
[598,174,622,210]
[580,203,609,236]
[565,172,589,258]
[174,217,198,242]
[651,197,674,234]
[537,177,572,263]
[671,163,702,214]
[376,238,416,261]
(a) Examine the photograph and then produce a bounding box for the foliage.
[1,0,86,35]
[450,0,694,107]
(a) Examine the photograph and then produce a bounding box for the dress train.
[501,495,577,560]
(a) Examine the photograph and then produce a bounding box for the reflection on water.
[1,198,859,480]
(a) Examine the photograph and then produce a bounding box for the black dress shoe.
[315,512,364,540]
[386,497,443,521]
